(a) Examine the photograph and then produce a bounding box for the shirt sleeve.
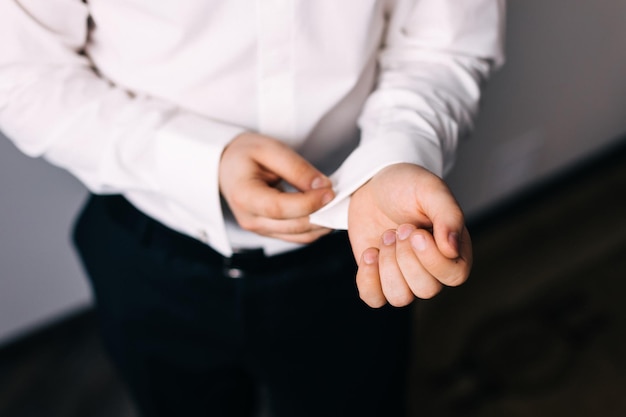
[0,1,244,254]
[309,0,506,229]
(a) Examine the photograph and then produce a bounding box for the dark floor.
[2,140,626,417]
[409,141,626,416]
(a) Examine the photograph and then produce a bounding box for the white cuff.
[155,111,245,256]
[309,132,442,230]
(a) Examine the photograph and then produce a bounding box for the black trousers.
[72,194,413,417]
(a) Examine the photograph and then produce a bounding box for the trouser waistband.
[98,194,351,277]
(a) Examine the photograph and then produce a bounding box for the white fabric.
[0,0,505,256]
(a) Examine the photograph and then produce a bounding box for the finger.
[410,228,471,287]
[378,230,414,307]
[356,248,387,308]
[270,229,333,244]
[266,226,334,244]
[255,139,333,192]
[233,210,331,243]
[237,212,329,235]
[395,224,443,299]
[234,180,334,219]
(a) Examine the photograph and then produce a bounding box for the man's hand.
[219,132,335,243]
[348,163,472,308]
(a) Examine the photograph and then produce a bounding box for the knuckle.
[285,194,318,217]
[415,284,442,300]
[251,195,282,219]
[361,293,387,309]
[302,196,321,212]
[387,292,415,307]
[285,218,310,234]
[237,216,259,232]
[259,200,284,219]
[285,221,315,237]
[229,193,247,210]
[273,226,327,244]
[444,269,469,287]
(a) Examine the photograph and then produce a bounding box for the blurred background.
[1,0,626,416]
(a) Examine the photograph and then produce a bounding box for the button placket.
[256,0,295,142]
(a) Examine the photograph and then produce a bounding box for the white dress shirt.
[0,0,505,256]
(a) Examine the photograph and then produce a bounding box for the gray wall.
[1,0,626,345]
[0,136,90,345]
[447,0,626,216]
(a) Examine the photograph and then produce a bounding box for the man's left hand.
[348,163,472,308]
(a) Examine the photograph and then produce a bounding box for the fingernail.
[311,176,329,190]
[364,251,378,265]
[397,224,412,240]
[383,230,396,246]
[322,192,333,205]
[411,234,427,251]
[448,232,460,254]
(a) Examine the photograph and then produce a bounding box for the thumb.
[420,188,465,260]
[431,213,464,259]
[255,139,333,192]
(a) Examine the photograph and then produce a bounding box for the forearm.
[0,1,245,254]
[310,0,505,229]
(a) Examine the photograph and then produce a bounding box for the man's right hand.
[219,132,335,243]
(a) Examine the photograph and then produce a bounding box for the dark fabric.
[72,194,413,417]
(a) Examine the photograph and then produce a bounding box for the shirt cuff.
[309,132,443,230]
[155,111,245,256]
